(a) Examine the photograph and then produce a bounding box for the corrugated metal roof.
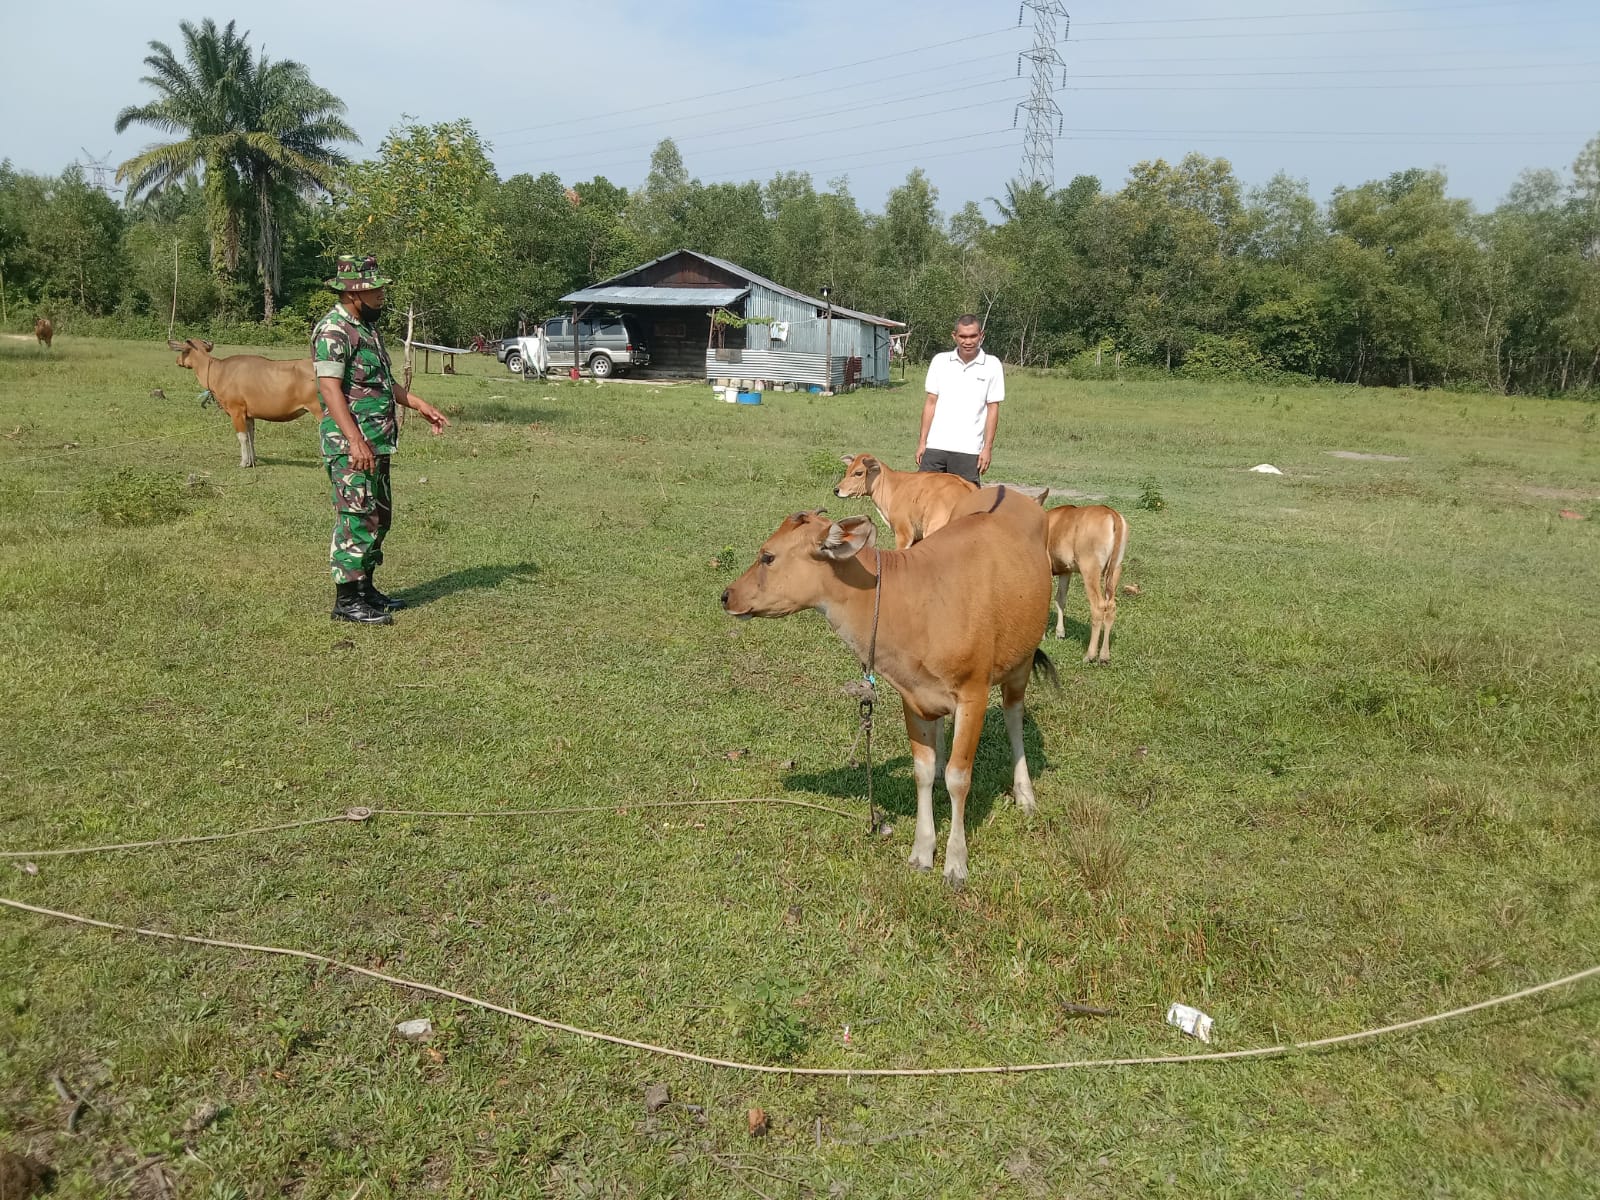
[590,250,906,328]
[558,285,749,307]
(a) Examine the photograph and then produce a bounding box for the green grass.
[2,336,1598,1198]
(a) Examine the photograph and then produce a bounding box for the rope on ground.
[0,798,857,859]
[0,895,1593,1077]
[0,426,218,468]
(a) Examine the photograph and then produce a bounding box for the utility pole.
[1015,2,1069,188]
[822,284,833,394]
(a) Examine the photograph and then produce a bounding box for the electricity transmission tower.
[1015,2,1069,187]
[78,147,121,197]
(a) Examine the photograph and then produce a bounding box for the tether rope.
[0,798,856,860]
[1,896,1594,1077]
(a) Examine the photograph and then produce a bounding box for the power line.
[640,127,1017,185]
[498,76,1024,171]
[1071,0,1554,27]
[1061,125,1591,138]
[1066,78,1595,91]
[494,51,1020,154]
[485,25,1024,138]
[517,97,1018,179]
[1070,14,1596,42]
[1061,132,1578,146]
[1065,59,1598,80]
[699,137,1023,186]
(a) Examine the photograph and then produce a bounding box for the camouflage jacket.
[311,302,399,457]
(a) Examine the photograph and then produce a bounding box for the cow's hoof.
[1015,795,1037,816]
[908,851,934,872]
[942,868,967,891]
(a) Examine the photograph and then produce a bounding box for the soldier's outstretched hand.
[408,394,451,436]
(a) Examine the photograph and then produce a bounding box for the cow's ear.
[864,457,881,484]
[1037,487,1050,505]
[167,339,185,351]
[200,339,214,352]
[817,516,876,561]
[840,454,854,467]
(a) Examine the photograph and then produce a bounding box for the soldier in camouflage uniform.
[312,255,450,624]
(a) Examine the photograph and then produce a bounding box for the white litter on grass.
[1166,1002,1214,1043]
[1249,464,1284,475]
[395,1018,433,1040]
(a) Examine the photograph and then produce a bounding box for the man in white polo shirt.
[916,314,1004,485]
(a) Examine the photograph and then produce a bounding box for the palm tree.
[114,18,355,320]
[235,58,354,321]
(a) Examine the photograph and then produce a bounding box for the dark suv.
[501,314,650,377]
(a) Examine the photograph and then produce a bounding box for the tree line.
[1,18,1597,394]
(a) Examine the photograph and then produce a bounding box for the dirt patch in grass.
[1327,450,1411,462]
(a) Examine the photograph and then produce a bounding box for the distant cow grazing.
[722,486,1056,887]
[834,452,978,548]
[34,318,53,349]
[1045,504,1129,663]
[168,338,319,467]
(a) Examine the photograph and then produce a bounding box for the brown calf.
[722,486,1055,887]
[34,318,53,349]
[168,338,319,467]
[834,453,978,548]
[1045,504,1129,663]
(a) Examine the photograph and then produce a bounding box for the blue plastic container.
[736,391,762,405]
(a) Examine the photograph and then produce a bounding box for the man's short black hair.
[953,314,982,330]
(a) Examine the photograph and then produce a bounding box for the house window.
[656,320,686,338]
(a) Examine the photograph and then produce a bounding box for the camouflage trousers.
[325,454,392,583]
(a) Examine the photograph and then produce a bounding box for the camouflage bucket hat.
[325,254,394,292]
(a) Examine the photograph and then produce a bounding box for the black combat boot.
[362,573,406,612]
[331,579,393,625]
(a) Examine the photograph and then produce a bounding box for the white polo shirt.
[924,349,1005,454]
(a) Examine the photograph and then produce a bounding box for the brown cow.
[34,318,53,349]
[1045,504,1129,663]
[833,453,978,548]
[168,338,319,467]
[722,486,1056,887]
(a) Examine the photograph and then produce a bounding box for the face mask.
[361,299,386,322]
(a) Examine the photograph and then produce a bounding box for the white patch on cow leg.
[246,417,256,468]
[1004,700,1036,814]
[1054,573,1070,640]
[941,700,985,889]
[237,429,253,468]
[942,766,970,888]
[907,715,939,871]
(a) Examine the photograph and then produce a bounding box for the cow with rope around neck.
[721,485,1057,887]
[168,338,320,467]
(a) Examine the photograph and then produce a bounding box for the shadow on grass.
[251,456,320,469]
[458,400,566,425]
[397,560,541,607]
[1047,615,1092,655]
[782,707,1052,827]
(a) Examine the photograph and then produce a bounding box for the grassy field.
[1,335,1597,1199]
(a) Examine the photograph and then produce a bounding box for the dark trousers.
[919,448,981,486]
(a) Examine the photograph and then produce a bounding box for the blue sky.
[5,0,1597,218]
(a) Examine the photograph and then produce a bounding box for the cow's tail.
[1031,648,1061,690]
[1103,510,1129,600]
